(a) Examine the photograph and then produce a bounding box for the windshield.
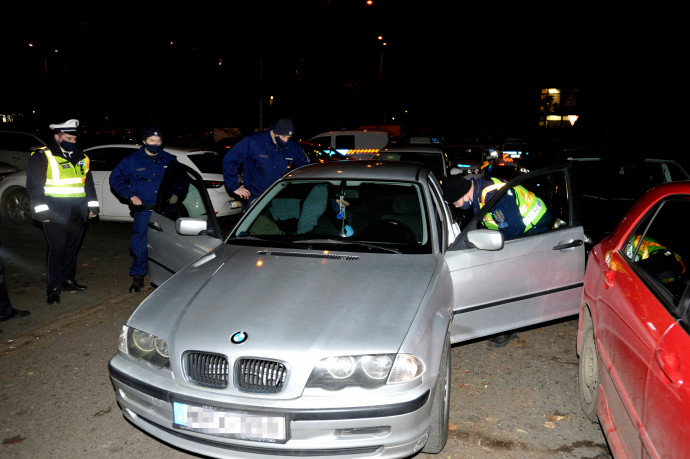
[231,180,431,254]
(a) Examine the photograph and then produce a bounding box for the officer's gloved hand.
[89,205,100,218]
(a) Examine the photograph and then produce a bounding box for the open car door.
[147,162,224,286]
[446,166,585,343]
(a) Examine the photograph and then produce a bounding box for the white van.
[309,130,389,159]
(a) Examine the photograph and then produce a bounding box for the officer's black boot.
[129,276,145,293]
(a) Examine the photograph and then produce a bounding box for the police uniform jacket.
[470,177,530,239]
[470,177,551,239]
[26,139,99,224]
[222,129,309,199]
[109,147,178,206]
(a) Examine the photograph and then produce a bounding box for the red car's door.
[644,319,690,458]
[594,250,671,457]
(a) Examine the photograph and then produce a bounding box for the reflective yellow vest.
[35,147,90,198]
[626,235,686,283]
[479,177,547,232]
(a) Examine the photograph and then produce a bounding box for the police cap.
[49,119,80,134]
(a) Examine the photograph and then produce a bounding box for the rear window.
[186,152,222,174]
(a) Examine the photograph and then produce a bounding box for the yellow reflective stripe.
[44,150,62,183]
[522,200,543,227]
[480,182,505,205]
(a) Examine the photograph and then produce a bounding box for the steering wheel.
[360,218,417,244]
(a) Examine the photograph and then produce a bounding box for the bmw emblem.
[231,331,248,344]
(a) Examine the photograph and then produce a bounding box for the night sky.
[1,2,679,147]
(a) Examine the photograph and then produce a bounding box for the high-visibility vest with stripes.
[479,177,547,232]
[626,235,686,282]
[34,147,90,198]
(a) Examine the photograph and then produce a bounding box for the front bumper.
[109,356,435,458]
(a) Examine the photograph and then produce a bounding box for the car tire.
[422,336,450,454]
[2,187,32,225]
[578,309,600,423]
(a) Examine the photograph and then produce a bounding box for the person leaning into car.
[26,119,99,305]
[443,174,554,347]
[222,118,309,207]
[109,126,183,294]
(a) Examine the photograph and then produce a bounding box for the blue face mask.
[460,200,473,210]
[60,140,76,151]
[275,137,287,147]
[145,144,163,154]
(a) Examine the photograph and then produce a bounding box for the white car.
[0,144,243,224]
[0,130,48,170]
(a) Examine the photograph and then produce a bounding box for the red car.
[577,180,690,458]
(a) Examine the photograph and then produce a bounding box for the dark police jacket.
[222,129,309,202]
[26,140,98,224]
[109,147,178,206]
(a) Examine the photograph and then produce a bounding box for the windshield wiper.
[291,238,401,254]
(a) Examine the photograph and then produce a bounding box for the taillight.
[204,180,224,188]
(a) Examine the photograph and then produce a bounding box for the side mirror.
[176,217,208,236]
[466,229,504,251]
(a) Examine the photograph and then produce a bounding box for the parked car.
[0,144,242,224]
[109,160,586,458]
[309,130,389,159]
[373,145,460,184]
[0,161,18,179]
[559,147,690,253]
[295,140,352,166]
[0,130,47,170]
[445,142,486,176]
[577,180,690,459]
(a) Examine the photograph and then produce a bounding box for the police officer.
[444,174,554,347]
[26,119,99,305]
[445,175,553,239]
[109,126,182,293]
[222,118,309,207]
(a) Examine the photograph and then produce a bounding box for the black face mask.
[145,144,163,154]
[275,137,287,147]
[60,140,76,152]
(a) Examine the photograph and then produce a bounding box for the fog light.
[335,426,391,438]
[414,433,429,451]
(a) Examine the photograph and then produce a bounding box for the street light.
[377,36,387,128]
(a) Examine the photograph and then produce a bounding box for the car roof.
[83,144,219,155]
[287,160,429,181]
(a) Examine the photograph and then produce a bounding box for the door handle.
[552,239,583,250]
[148,221,162,232]
[655,348,683,385]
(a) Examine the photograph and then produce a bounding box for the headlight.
[119,325,170,369]
[306,353,422,390]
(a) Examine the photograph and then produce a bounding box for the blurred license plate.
[172,401,286,442]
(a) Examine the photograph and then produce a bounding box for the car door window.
[468,169,571,240]
[623,198,690,311]
[155,163,222,238]
[86,146,138,171]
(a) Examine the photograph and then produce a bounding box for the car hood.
[130,244,438,358]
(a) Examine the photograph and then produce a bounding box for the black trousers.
[42,207,86,293]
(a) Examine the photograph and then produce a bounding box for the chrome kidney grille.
[235,358,287,393]
[185,352,229,389]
